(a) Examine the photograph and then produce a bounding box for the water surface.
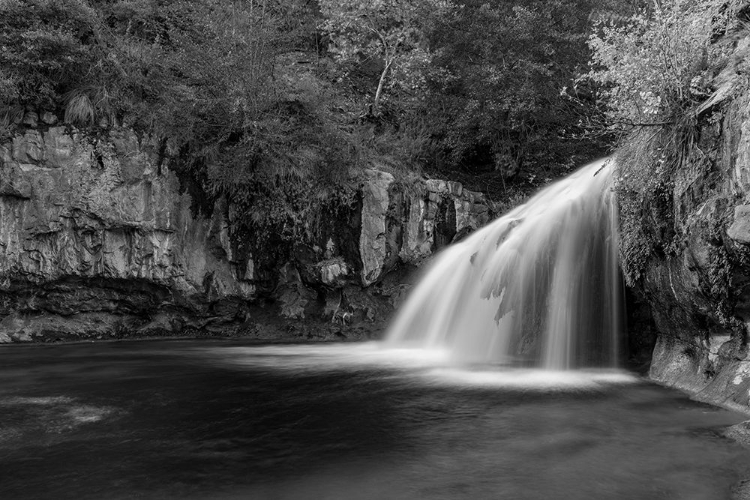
[0,340,748,499]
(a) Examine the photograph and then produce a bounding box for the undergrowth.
[614,116,700,286]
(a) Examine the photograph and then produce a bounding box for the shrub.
[0,0,101,109]
[587,0,739,127]
[587,0,749,286]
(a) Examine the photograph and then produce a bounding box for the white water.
[386,159,621,369]
[195,343,638,390]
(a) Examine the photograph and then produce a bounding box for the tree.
[0,0,355,212]
[319,0,454,115]
[420,0,608,182]
[587,0,735,128]
[0,0,102,110]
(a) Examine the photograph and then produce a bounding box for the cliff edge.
[0,123,492,342]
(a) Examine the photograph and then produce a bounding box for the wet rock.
[637,82,750,410]
[400,194,432,263]
[360,169,394,286]
[725,421,750,448]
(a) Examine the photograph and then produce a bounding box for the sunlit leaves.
[587,0,736,126]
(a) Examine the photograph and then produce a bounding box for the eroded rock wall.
[0,124,492,342]
[626,34,750,411]
[0,126,254,341]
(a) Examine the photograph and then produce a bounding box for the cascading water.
[386,159,622,369]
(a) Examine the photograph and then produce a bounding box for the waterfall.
[385,159,622,369]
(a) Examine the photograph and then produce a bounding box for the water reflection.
[0,340,748,500]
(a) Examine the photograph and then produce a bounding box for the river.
[0,340,748,499]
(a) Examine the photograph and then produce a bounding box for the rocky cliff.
[0,122,492,343]
[620,32,750,411]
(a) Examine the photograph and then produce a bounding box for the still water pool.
[0,340,748,499]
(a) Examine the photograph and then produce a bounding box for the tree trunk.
[372,58,393,115]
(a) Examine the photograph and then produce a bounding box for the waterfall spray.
[386,159,621,369]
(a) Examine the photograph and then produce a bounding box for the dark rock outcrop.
[622,30,750,411]
[0,122,492,343]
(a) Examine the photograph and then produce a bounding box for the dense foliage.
[586,0,747,287]
[420,0,611,187]
[318,0,646,195]
[1,0,358,229]
[0,0,652,211]
[587,0,737,127]
[319,0,453,114]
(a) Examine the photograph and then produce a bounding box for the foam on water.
[421,368,638,390]
[196,342,450,371]
[194,343,639,390]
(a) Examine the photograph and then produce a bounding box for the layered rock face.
[628,37,750,411]
[0,124,491,342]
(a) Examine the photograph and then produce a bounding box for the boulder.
[40,111,58,126]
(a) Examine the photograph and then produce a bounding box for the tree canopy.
[0,0,661,206]
[587,0,738,127]
[319,0,453,114]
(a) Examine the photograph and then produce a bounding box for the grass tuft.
[64,92,95,126]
